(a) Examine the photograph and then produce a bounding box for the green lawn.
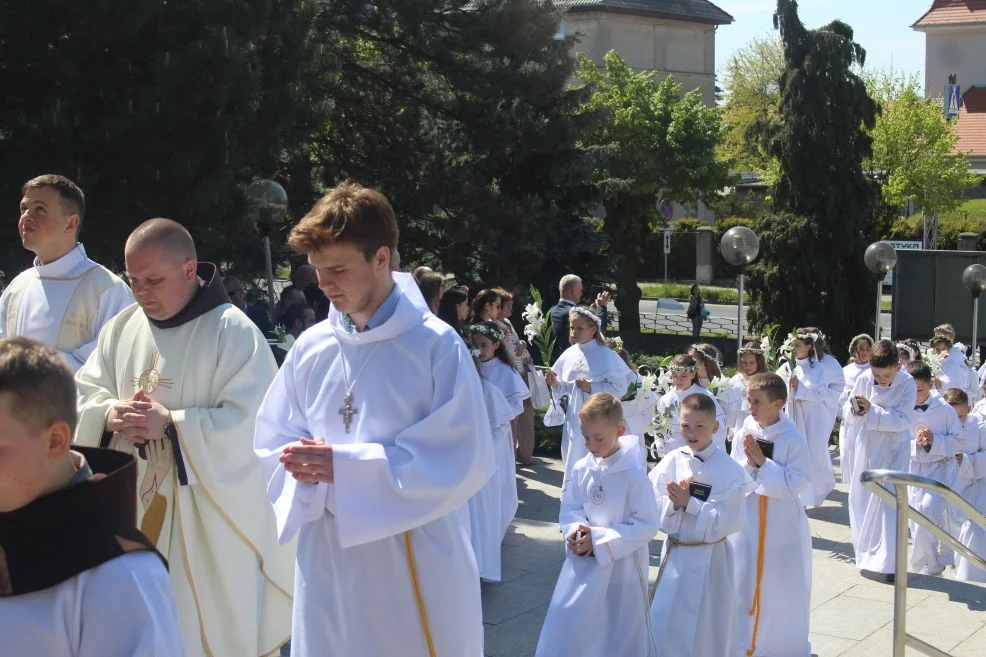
[638,282,745,304]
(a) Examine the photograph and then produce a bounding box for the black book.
[756,438,774,461]
[689,482,712,501]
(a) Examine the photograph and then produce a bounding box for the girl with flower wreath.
[724,342,769,451]
[776,328,845,507]
[929,324,979,401]
[491,287,537,465]
[654,354,728,457]
[543,307,636,485]
[468,320,528,540]
[838,334,874,485]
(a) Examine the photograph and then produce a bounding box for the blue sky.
[714,0,931,83]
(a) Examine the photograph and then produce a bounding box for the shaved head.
[126,218,197,262]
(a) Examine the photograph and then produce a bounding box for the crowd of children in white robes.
[529,319,986,657]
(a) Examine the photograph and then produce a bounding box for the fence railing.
[860,469,986,657]
[608,309,750,338]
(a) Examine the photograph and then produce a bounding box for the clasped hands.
[916,426,934,449]
[281,437,334,484]
[566,524,594,557]
[742,434,767,468]
[106,390,171,444]
[667,478,692,510]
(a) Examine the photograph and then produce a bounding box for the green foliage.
[576,51,732,336]
[747,1,880,360]
[719,35,784,181]
[0,0,327,278]
[525,285,556,367]
[308,0,602,291]
[865,70,980,216]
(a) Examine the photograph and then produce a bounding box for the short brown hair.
[870,339,899,368]
[680,392,717,419]
[0,337,77,434]
[747,372,787,403]
[943,388,969,407]
[288,181,399,259]
[578,392,625,424]
[491,287,513,303]
[22,174,85,235]
[907,361,933,383]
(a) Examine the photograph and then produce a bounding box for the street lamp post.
[962,264,986,368]
[863,242,898,340]
[245,180,288,314]
[719,226,760,356]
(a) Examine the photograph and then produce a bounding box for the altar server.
[544,307,634,484]
[649,393,751,657]
[0,337,183,656]
[731,373,813,657]
[0,175,132,371]
[946,389,986,582]
[535,393,660,657]
[75,219,294,657]
[255,183,495,657]
[468,374,515,581]
[843,339,917,580]
[907,361,963,575]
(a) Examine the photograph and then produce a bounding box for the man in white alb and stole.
[0,174,133,371]
[254,182,495,657]
[74,218,294,657]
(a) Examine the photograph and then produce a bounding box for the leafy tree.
[865,70,980,230]
[307,0,603,292]
[720,35,784,182]
[746,0,879,359]
[0,0,327,281]
[576,51,731,335]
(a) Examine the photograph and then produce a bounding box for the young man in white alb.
[0,175,132,371]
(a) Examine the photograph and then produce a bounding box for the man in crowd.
[548,274,608,359]
[223,274,274,337]
[75,218,294,657]
[0,174,132,371]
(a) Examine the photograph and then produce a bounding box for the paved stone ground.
[483,451,986,657]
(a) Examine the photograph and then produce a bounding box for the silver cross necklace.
[338,342,383,433]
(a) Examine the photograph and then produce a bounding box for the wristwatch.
[162,418,177,441]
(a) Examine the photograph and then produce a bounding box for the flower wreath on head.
[690,343,722,367]
[570,306,602,327]
[738,345,764,356]
[796,329,824,343]
[930,334,953,349]
[933,324,956,340]
[668,363,698,374]
[467,323,504,342]
[848,333,874,352]
[896,342,916,361]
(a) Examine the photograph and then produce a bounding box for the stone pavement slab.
[484,452,986,657]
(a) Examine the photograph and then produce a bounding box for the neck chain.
[338,342,383,433]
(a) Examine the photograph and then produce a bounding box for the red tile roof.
[913,1,986,28]
[955,86,986,157]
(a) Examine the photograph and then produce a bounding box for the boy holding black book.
[730,373,813,657]
[649,393,752,657]
[907,361,963,575]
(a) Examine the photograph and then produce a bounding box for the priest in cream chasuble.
[75,218,294,657]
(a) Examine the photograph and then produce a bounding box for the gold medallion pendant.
[132,352,174,395]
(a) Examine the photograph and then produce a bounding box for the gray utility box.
[892,249,986,346]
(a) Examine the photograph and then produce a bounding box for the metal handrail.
[861,469,986,657]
